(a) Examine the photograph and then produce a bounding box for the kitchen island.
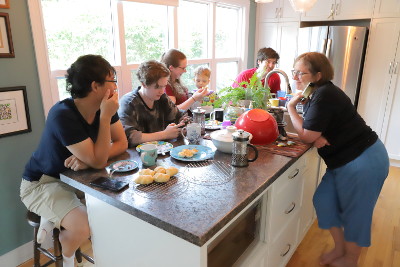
[60,137,319,267]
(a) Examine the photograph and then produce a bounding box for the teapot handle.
[247,144,258,162]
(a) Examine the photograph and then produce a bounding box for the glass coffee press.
[232,130,258,167]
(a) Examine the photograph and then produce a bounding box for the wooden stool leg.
[33,227,41,267]
[75,247,84,267]
[52,228,63,267]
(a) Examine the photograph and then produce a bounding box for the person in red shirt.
[233,47,281,95]
[161,49,207,110]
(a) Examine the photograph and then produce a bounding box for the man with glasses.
[233,47,281,94]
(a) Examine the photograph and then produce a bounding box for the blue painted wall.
[0,0,45,255]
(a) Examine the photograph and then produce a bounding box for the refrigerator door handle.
[389,62,393,74]
[394,62,399,74]
[326,39,332,58]
[322,39,328,54]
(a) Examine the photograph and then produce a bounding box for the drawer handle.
[280,244,291,257]
[285,202,296,214]
[288,168,299,179]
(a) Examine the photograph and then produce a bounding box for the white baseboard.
[0,235,53,266]
[390,159,400,167]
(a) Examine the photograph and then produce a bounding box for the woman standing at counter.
[161,48,208,110]
[118,60,186,146]
[287,52,389,267]
[20,55,128,267]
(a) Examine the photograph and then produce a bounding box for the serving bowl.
[210,126,252,154]
[235,109,278,145]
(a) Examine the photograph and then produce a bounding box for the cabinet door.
[299,148,320,240]
[257,1,281,22]
[301,0,335,21]
[373,0,400,18]
[335,0,374,20]
[382,50,400,160]
[357,19,400,136]
[257,22,279,52]
[279,0,300,22]
[277,22,299,75]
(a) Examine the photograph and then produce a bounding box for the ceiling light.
[289,0,318,12]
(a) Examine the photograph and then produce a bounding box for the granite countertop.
[61,138,309,247]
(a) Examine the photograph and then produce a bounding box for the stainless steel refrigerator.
[297,26,368,107]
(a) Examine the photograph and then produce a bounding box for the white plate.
[136,141,174,154]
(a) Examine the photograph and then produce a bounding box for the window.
[29,0,250,115]
[122,2,169,64]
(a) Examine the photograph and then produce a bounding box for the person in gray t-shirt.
[118,60,187,147]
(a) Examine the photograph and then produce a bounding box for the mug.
[209,108,224,122]
[139,144,157,166]
[269,98,279,107]
[182,123,202,145]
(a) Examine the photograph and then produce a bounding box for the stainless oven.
[207,199,262,267]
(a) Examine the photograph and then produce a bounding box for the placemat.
[256,134,311,158]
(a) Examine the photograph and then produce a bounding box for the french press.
[192,107,206,135]
[232,130,258,167]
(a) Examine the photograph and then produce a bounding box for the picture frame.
[0,0,10,9]
[0,86,32,138]
[0,12,14,58]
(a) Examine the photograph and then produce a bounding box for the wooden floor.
[19,166,400,267]
[287,166,400,267]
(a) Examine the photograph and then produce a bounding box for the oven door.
[207,199,262,267]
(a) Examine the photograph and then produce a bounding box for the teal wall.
[0,0,45,255]
[247,0,257,69]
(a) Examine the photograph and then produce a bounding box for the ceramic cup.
[139,144,157,166]
[182,123,202,145]
[269,98,279,107]
[210,108,224,122]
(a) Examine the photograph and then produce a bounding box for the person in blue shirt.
[20,55,128,267]
[287,52,389,267]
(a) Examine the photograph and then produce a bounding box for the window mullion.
[115,1,132,96]
[210,2,217,91]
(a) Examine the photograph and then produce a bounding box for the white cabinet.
[358,18,400,162]
[263,149,319,267]
[373,0,400,18]
[301,0,374,21]
[235,149,320,267]
[257,0,299,22]
[257,21,299,75]
[299,148,320,239]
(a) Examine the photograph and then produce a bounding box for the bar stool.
[26,211,94,267]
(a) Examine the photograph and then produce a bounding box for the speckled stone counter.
[60,137,310,247]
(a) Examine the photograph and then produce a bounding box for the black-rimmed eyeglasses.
[105,79,118,83]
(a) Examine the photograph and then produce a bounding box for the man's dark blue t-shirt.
[23,98,119,181]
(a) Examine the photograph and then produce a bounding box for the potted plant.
[214,72,271,110]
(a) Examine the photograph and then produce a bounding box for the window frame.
[27,0,250,116]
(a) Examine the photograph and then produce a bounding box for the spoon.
[109,165,125,179]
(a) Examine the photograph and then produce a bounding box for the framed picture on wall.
[0,0,10,9]
[0,12,14,58]
[0,86,32,138]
